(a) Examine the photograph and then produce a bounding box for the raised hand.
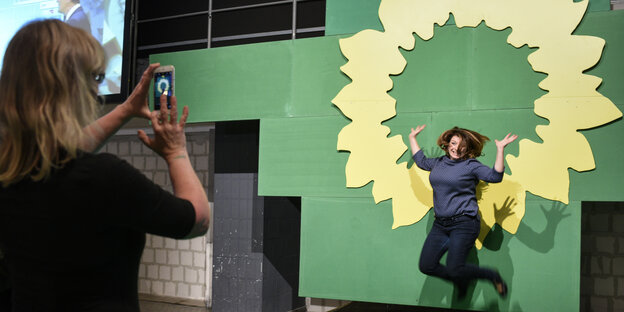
[79,63,161,152]
[495,133,518,150]
[408,125,426,156]
[138,93,189,160]
[494,133,518,173]
[119,63,160,120]
[409,125,426,139]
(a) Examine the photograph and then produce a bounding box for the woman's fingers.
[132,63,160,97]
[410,125,426,136]
[505,134,518,144]
[137,130,153,148]
[159,93,170,123]
[497,133,519,147]
[504,133,516,142]
[169,95,178,124]
[150,110,164,131]
[179,105,189,129]
[139,63,159,88]
[155,95,184,127]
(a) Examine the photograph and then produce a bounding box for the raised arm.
[81,63,161,152]
[138,94,210,238]
[408,125,426,156]
[494,133,518,173]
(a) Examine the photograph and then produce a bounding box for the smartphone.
[153,65,175,110]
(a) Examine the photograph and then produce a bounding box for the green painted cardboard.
[299,195,580,311]
[390,24,546,113]
[258,116,373,198]
[586,0,612,12]
[577,10,624,106]
[571,105,624,201]
[390,26,473,113]
[150,40,293,122]
[291,36,351,117]
[151,36,353,122]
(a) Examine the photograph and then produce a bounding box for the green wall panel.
[571,105,624,201]
[390,24,546,113]
[390,26,472,113]
[150,41,292,122]
[468,26,545,111]
[586,0,612,12]
[151,36,351,122]
[300,195,580,311]
[290,36,351,117]
[258,116,373,197]
[577,10,624,106]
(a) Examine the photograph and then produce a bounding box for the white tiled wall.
[139,235,208,299]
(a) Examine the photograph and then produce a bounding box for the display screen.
[153,71,173,110]
[0,0,131,99]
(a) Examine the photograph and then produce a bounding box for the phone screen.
[154,71,173,110]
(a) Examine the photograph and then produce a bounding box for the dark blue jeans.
[419,214,498,284]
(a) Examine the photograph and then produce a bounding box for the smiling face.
[448,135,464,160]
[437,127,490,160]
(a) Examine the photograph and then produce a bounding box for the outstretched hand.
[138,93,189,160]
[495,133,518,149]
[409,125,426,139]
[119,63,161,120]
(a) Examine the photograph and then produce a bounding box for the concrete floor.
[136,300,471,312]
[139,300,210,312]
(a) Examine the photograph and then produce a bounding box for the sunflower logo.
[332,0,622,247]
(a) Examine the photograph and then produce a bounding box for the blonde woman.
[0,20,209,311]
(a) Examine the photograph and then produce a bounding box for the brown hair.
[0,19,106,187]
[436,127,490,160]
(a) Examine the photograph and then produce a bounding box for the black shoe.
[456,282,468,298]
[492,275,508,298]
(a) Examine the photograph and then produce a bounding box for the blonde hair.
[0,19,106,187]
[437,127,490,160]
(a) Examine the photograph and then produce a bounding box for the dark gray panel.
[213,173,303,312]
